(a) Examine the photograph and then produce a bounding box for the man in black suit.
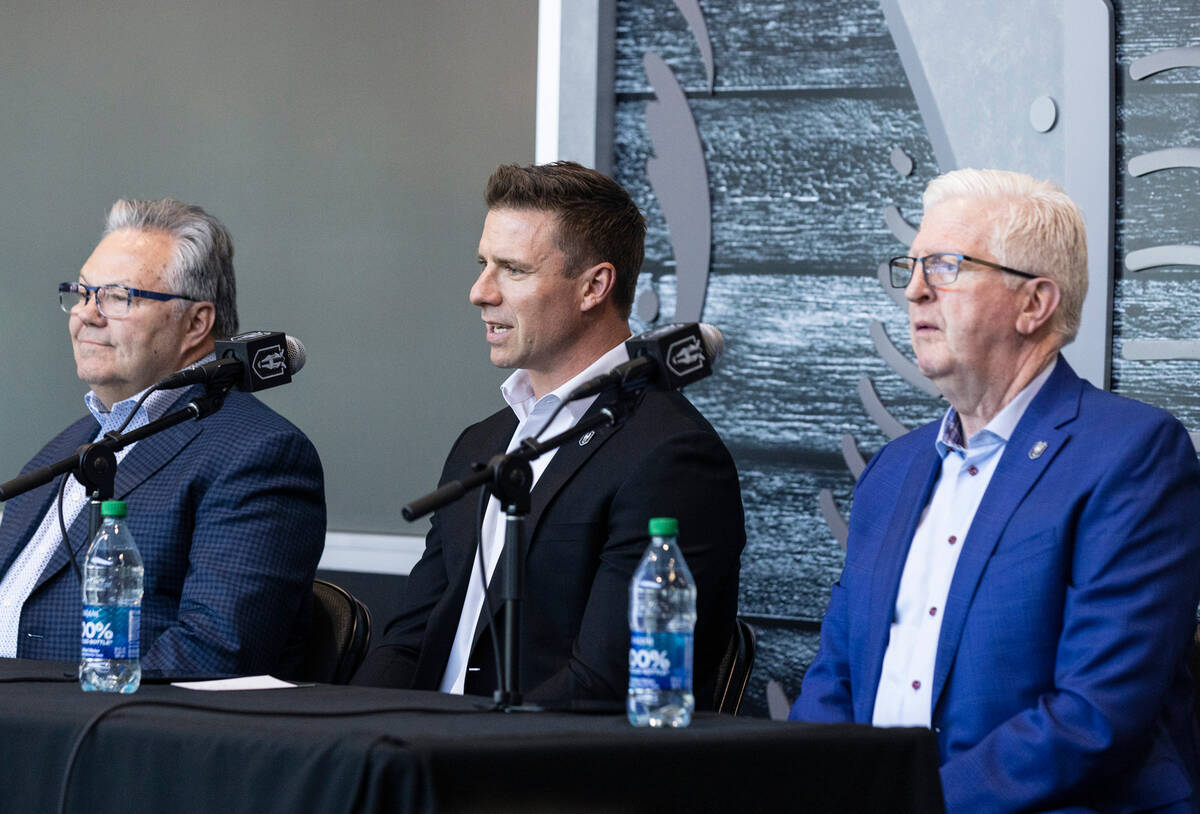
[353,162,745,705]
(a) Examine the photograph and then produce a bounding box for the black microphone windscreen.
[624,322,717,391]
[213,330,303,392]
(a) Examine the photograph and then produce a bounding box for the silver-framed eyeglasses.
[888,253,1037,289]
[58,282,198,319]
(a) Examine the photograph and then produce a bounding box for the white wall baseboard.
[318,531,426,576]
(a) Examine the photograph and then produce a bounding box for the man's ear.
[578,262,617,312]
[1015,277,1061,337]
[182,301,217,349]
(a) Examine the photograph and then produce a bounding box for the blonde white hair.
[923,168,1087,344]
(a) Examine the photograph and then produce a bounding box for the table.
[0,659,943,813]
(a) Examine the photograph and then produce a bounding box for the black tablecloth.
[0,659,943,813]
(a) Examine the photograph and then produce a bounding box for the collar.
[500,338,632,423]
[85,352,217,436]
[936,356,1057,458]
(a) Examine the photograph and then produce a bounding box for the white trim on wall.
[535,0,614,171]
[536,0,563,163]
[318,531,426,576]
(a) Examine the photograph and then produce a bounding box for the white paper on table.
[171,675,299,691]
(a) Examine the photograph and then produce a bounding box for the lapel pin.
[1028,440,1048,460]
[579,430,595,447]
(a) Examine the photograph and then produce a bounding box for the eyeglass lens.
[890,254,961,287]
[59,284,133,318]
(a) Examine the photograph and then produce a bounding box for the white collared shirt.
[439,339,631,694]
[871,358,1057,727]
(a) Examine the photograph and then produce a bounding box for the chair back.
[714,617,757,714]
[302,579,372,684]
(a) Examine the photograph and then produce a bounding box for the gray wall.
[0,0,537,532]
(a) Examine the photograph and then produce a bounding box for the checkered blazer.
[0,386,325,676]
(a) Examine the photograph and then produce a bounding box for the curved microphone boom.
[567,322,724,402]
[155,331,306,393]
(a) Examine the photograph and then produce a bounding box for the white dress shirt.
[872,358,1056,727]
[439,339,631,694]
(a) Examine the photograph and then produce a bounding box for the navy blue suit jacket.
[353,386,746,706]
[0,387,326,677]
[793,360,1200,813]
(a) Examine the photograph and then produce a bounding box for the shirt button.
[928,606,937,616]
[911,680,921,690]
[967,465,979,476]
[947,535,957,545]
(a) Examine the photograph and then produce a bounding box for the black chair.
[300,579,372,684]
[714,617,757,714]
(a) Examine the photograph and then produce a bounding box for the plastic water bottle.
[79,500,143,693]
[627,516,696,727]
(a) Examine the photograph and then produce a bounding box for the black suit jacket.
[353,387,745,706]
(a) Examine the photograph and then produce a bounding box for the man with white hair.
[793,169,1200,812]
[0,198,325,678]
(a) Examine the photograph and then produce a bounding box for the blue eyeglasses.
[59,282,198,319]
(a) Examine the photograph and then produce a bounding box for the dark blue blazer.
[0,387,326,677]
[353,386,746,706]
[793,360,1200,813]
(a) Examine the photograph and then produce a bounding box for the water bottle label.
[628,631,693,691]
[81,605,140,660]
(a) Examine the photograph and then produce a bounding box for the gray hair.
[922,168,1087,344]
[104,198,239,339]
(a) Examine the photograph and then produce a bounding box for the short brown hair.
[485,162,645,317]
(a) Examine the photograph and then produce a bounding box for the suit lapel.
[522,391,627,545]
[447,410,517,591]
[415,411,516,681]
[31,390,205,592]
[929,362,1081,712]
[0,417,99,577]
[859,442,941,719]
[110,419,203,500]
[469,390,630,649]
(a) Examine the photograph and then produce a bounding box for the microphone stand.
[402,394,639,711]
[0,385,231,539]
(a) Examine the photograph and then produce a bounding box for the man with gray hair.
[793,169,1200,811]
[0,199,325,677]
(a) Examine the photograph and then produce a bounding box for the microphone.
[155,331,306,393]
[567,322,723,402]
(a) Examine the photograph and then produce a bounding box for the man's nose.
[73,293,106,324]
[905,262,932,303]
[469,266,499,306]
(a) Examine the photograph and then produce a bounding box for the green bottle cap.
[100,500,127,517]
[648,517,678,536]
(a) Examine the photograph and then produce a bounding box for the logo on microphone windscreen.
[253,345,288,380]
[667,335,705,378]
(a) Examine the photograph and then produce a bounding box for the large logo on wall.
[635,0,714,325]
[819,0,1117,546]
[1124,44,1200,450]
